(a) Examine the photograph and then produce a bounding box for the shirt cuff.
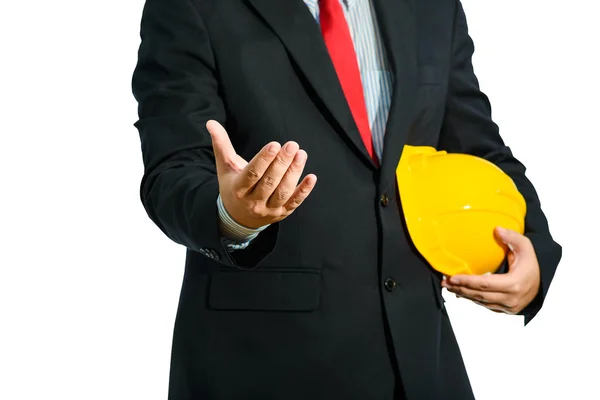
[217,194,269,242]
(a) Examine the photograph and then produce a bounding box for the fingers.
[235,141,282,193]
[446,273,513,293]
[206,120,243,172]
[250,142,300,199]
[443,231,539,316]
[267,150,308,208]
[444,272,522,314]
[283,174,317,212]
[210,125,316,220]
[447,285,517,309]
[494,226,532,254]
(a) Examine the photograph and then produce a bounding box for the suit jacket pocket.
[208,268,322,311]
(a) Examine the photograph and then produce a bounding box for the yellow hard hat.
[396,145,526,276]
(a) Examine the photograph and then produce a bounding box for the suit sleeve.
[131,0,278,267]
[438,1,562,324]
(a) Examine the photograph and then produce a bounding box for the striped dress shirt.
[218,0,394,250]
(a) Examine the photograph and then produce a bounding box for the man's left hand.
[441,227,540,315]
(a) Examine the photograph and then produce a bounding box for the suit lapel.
[372,0,418,183]
[246,0,377,167]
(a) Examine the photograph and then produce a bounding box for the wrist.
[217,195,269,241]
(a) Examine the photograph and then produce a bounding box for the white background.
[1,0,598,399]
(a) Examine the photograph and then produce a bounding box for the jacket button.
[384,278,397,292]
[380,193,389,207]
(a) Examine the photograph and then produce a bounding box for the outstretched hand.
[207,120,317,229]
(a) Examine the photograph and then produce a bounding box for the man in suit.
[132,0,562,398]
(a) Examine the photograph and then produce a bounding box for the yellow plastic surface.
[396,145,526,276]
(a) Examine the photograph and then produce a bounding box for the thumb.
[495,226,529,254]
[206,120,238,171]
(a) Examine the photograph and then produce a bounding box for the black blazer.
[132,0,562,399]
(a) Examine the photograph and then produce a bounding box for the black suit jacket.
[132,0,562,399]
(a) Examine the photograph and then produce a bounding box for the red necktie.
[319,0,377,163]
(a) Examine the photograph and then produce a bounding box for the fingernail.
[267,143,279,155]
[284,142,299,155]
[296,151,307,163]
[449,277,460,285]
